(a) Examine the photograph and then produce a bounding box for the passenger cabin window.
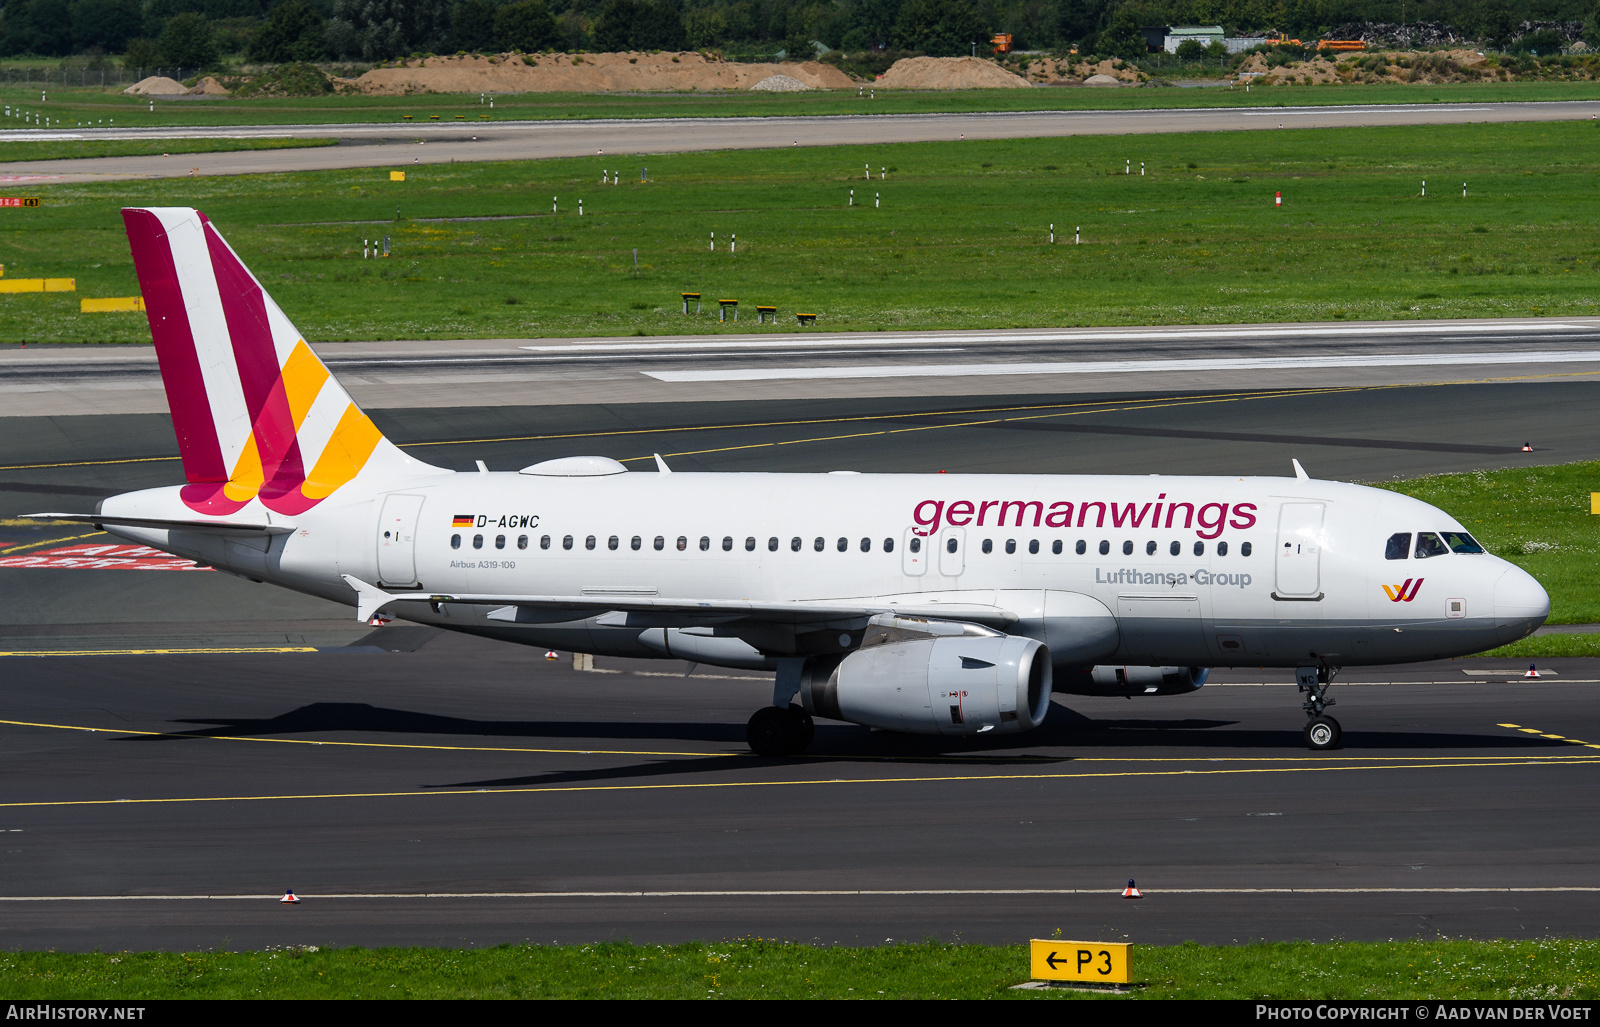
[1170,541,1181,556]
[1098,541,1110,555]
[541,535,551,550]
[1217,541,1228,556]
[1193,541,1204,557]
[1415,532,1449,559]
[1241,542,1252,557]
[1029,540,1039,555]
[1385,532,1412,560]
[1052,541,1062,555]
[450,534,461,549]
[769,537,779,551]
[474,535,485,549]
[836,537,847,552]
[518,535,529,550]
[1076,540,1086,555]
[1443,531,1485,554]
[1005,540,1016,555]
[608,535,619,550]
[1122,541,1134,556]
[746,537,756,552]
[791,537,802,552]
[631,536,642,551]
[495,535,506,549]
[585,535,596,550]
[677,536,687,551]
[859,538,870,552]
[884,538,894,553]
[1145,541,1157,556]
[814,537,824,552]
[982,539,993,554]
[723,536,733,551]
[909,537,921,553]
[700,536,711,551]
[946,538,958,554]
[653,536,664,551]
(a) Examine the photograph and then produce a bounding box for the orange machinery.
[992,33,1012,54]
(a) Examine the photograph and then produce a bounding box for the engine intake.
[803,635,1052,735]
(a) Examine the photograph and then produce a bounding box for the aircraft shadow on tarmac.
[107,701,1578,790]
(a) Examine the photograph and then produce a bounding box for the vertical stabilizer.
[123,207,424,516]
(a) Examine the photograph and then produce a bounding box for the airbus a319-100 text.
[36,208,1552,755]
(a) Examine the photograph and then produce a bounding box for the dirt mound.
[751,74,810,91]
[1007,57,1145,86]
[876,56,1030,89]
[1235,48,1493,86]
[234,63,335,97]
[187,76,232,95]
[123,76,186,96]
[1083,74,1122,86]
[347,52,853,94]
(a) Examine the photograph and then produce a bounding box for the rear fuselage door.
[1275,502,1325,598]
[377,493,425,586]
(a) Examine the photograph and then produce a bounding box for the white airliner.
[38,208,1551,755]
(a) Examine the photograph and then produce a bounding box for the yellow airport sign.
[1029,939,1131,984]
[80,297,145,313]
[1591,492,1599,515]
[390,171,406,181]
[0,278,73,293]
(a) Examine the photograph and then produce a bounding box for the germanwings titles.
[35,208,1551,755]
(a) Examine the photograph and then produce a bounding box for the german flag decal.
[452,514,474,527]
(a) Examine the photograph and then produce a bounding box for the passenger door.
[1275,502,1324,598]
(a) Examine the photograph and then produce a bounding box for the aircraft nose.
[1494,565,1550,642]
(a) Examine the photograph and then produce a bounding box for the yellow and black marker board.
[0,198,39,207]
[1029,939,1131,984]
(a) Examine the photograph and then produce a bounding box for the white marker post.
[865,163,870,180]
[1422,180,1426,197]
[1126,159,1130,174]
[881,167,886,179]
[1050,223,1054,244]
[1141,162,1145,176]
[1463,182,1467,197]
[849,189,854,206]
[579,200,583,215]
[553,196,557,213]
[875,192,880,208]
[710,232,715,251]
[731,233,736,254]
[1075,226,1080,245]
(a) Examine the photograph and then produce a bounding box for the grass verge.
[6,119,1600,342]
[2,938,1596,998]
[0,137,334,162]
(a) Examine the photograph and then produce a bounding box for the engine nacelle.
[1056,665,1209,697]
[802,635,1052,735]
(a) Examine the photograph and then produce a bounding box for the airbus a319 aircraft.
[38,208,1552,755]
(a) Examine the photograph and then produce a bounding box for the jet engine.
[1056,665,1209,697]
[802,634,1052,735]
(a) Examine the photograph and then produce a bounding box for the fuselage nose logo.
[1383,578,1424,603]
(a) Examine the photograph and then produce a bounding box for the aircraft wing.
[25,512,296,536]
[342,575,1017,629]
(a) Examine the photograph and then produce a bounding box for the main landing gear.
[1297,665,1341,750]
[747,658,816,756]
[747,704,815,756]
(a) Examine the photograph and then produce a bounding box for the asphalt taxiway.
[1,378,1597,949]
[2,100,1598,181]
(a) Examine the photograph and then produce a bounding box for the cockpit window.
[1414,532,1449,559]
[1442,531,1485,554]
[1385,533,1411,560]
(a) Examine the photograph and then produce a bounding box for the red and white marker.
[280,889,300,904]
[1525,664,1541,678]
[1123,879,1143,899]
[1275,192,1282,208]
[545,651,559,661]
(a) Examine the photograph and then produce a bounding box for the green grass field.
[4,118,1600,343]
[2,938,1596,998]
[2,78,1600,129]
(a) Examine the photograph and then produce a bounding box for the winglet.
[654,453,672,474]
[1292,459,1310,480]
[342,574,395,623]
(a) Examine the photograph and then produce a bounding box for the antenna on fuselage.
[1292,459,1310,480]
[655,453,673,474]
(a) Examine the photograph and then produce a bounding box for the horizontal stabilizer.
[25,512,294,535]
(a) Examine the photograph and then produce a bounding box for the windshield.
[1442,531,1485,554]
[1414,532,1450,559]
[1385,532,1412,560]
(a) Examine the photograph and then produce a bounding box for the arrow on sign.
[1045,951,1065,970]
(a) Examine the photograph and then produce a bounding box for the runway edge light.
[1027,939,1133,986]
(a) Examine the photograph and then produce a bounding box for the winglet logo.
[1383,578,1424,603]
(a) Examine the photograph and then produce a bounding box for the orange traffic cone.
[1525,664,1541,678]
[280,889,299,904]
[1123,879,1142,899]
[545,651,558,661]
[1522,443,1534,452]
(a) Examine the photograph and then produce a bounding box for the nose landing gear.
[1297,664,1341,750]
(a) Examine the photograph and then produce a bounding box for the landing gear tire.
[1304,716,1342,751]
[747,706,796,756]
[787,704,814,752]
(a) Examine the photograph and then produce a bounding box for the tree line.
[2,0,1596,65]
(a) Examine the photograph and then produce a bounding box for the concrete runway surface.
[2,100,1597,181]
[1,375,1597,948]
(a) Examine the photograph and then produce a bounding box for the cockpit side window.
[1442,531,1485,554]
[1385,532,1412,560]
[1414,532,1449,559]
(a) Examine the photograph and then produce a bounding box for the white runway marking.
[533,320,1588,355]
[647,349,1600,383]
